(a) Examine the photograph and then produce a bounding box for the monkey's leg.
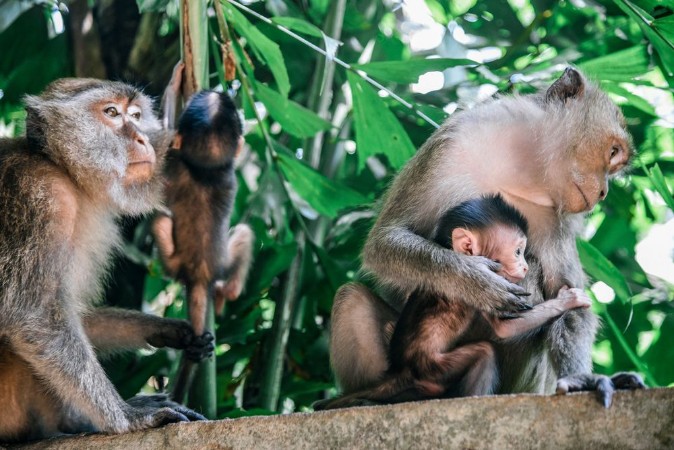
[549,308,644,407]
[152,213,180,276]
[0,344,65,441]
[9,319,193,434]
[172,283,211,404]
[329,283,398,393]
[214,224,254,314]
[446,342,498,396]
[83,308,214,359]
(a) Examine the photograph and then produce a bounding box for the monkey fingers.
[470,257,532,314]
[611,372,646,390]
[184,331,215,362]
[127,394,206,422]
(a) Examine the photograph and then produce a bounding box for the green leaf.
[135,0,171,13]
[600,82,657,117]
[577,239,632,303]
[347,71,417,170]
[253,82,331,138]
[352,58,477,84]
[223,4,290,97]
[579,45,651,81]
[272,17,323,38]
[277,152,369,218]
[646,164,674,211]
[615,0,674,76]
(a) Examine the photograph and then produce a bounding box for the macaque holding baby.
[316,195,590,409]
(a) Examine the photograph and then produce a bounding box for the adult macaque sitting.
[328,68,644,408]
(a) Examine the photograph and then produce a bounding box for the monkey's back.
[162,151,236,284]
[389,289,485,376]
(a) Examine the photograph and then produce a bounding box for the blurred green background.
[1,0,672,417]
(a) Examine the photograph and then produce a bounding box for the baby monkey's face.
[450,224,529,283]
[486,227,528,283]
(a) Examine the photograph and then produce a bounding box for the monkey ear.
[451,228,478,256]
[171,134,183,150]
[545,67,585,104]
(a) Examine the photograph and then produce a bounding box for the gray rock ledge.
[9,388,674,450]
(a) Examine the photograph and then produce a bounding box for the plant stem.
[180,0,216,419]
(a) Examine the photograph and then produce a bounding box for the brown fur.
[151,90,254,403]
[0,79,214,442]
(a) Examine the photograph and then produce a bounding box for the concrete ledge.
[10,388,674,450]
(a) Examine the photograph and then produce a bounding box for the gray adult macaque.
[0,79,216,442]
[328,68,644,407]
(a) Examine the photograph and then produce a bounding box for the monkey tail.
[171,358,197,404]
[172,282,210,404]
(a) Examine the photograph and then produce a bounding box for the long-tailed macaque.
[329,68,644,408]
[152,90,254,403]
[316,195,591,409]
[0,79,217,442]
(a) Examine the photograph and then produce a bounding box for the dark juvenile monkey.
[152,90,254,403]
[329,68,644,407]
[316,195,591,409]
[0,79,216,442]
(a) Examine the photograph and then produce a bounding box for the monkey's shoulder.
[0,144,79,240]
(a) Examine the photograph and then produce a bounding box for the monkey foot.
[126,394,206,426]
[556,372,645,408]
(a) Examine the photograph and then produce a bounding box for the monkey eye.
[610,145,621,160]
[515,248,522,257]
[130,111,141,120]
[104,106,120,117]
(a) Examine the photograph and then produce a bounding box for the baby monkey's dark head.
[175,90,243,169]
[436,194,529,283]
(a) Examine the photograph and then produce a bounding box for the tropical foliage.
[0,0,673,417]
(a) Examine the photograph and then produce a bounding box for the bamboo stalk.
[178,0,216,419]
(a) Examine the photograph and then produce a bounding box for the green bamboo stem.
[305,0,347,170]
[179,0,216,419]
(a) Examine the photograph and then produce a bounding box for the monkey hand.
[466,256,532,317]
[555,372,646,408]
[555,286,592,310]
[184,331,215,362]
[146,318,214,360]
[124,394,206,431]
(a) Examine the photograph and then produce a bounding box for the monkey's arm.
[363,224,530,314]
[83,308,214,360]
[489,288,591,340]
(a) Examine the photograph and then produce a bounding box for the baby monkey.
[152,90,254,402]
[316,195,590,409]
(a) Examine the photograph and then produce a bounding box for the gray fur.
[0,79,209,443]
[329,68,642,405]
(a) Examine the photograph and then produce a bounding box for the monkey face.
[24,79,164,215]
[95,100,157,186]
[562,119,632,213]
[486,228,528,283]
[544,69,633,213]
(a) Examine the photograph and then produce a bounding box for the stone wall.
[10,388,674,450]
